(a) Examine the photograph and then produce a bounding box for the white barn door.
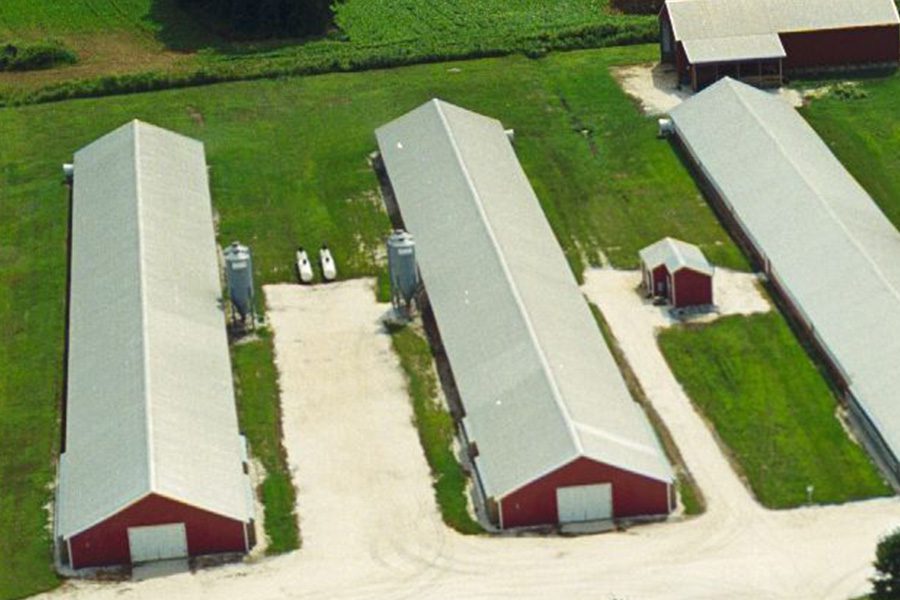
[556,483,613,523]
[127,523,188,563]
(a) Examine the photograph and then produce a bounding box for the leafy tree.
[178,0,332,37]
[873,529,900,599]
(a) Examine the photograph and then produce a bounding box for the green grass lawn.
[658,313,890,508]
[231,329,300,554]
[801,73,900,229]
[390,325,483,534]
[0,45,743,598]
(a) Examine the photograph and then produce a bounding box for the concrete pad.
[131,559,189,582]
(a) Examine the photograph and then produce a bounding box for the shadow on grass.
[145,0,225,51]
[147,0,337,56]
[788,65,899,87]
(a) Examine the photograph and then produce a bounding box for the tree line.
[178,0,332,37]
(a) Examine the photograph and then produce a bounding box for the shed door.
[556,483,613,523]
[127,523,188,563]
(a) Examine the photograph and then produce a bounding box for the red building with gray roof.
[660,0,900,90]
[56,121,255,570]
[377,100,674,529]
[640,237,714,308]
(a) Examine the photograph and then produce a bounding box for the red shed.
[660,0,900,90]
[378,100,675,531]
[56,121,255,570]
[640,237,714,308]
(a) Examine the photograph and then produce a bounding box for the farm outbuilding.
[660,0,900,90]
[639,237,713,308]
[669,78,900,485]
[376,100,674,529]
[56,121,255,570]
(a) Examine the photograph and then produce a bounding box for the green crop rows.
[334,0,633,45]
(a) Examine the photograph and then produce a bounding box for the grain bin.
[223,241,255,321]
[387,230,418,312]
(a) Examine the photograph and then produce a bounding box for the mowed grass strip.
[390,326,482,534]
[0,114,64,599]
[231,329,299,553]
[658,313,890,508]
[0,46,742,596]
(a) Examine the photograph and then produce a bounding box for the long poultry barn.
[660,0,900,90]
[376,100,674,529]
[56,121,255,569]
[669,78,900,485]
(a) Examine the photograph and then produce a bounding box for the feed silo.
[223,241,255,323]
[387,230,418,313]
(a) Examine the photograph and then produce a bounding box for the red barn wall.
[69,493,247,569]
[780,25,900,70]
[500,457,671,528]
[675,43,689,79]
[672,269,713,308]
[651,265,669,296]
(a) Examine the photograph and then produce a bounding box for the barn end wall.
[781,25,900,71]
[499,457,670,528]
[672,269,713,308]
[69,493,247,569]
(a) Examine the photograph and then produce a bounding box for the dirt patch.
[186,105,205,126]
[0,31,197,96]
[612,62,691,116]
[613,62,808,115]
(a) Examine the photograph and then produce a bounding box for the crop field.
[0,0,657,103]
[0,44,748,598]
[659,313,891,508]
[334,0,639,44]
[0,0,644,43]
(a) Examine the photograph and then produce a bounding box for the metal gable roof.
[666,0,899,61]
[682,34,786,65]
[58,121,253,539]
[376,100,673,499]
[640,237,714,276]
[670,78,900,466]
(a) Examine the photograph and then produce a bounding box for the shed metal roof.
[670,78,900,467]
[682,34,785,65]
[640,237,714,276]
[666,0,899,62]
[58,121,254,539]
[376,100,673,499]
